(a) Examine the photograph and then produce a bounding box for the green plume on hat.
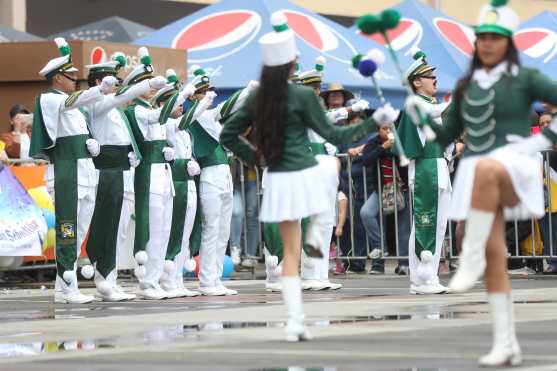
[315,56,326,72]
[138,47,152,66]
[491,0,508,7]
[191,64,206,77]
[271,11,289,33]
[409,46,426,61]
[113,52,127,69]
[166,68,178,84]
[54,37,71,56]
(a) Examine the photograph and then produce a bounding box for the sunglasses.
[61,73,78,83]
[419,75,437,80]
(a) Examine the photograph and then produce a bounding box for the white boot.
[479,293,522,367]
[449,209,495,293]
[281,276,312,342]
[265,254,282,292]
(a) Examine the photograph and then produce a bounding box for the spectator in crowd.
[321,82,354,111]
[337,111,377,273]
[230,160,260,268]
[538,111,557,274]
[1,104,32,159]
[360,124,411,275]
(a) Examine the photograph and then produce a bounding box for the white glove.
[86,138,100,157]
[205,91,217,102]
[351,99,370,113]
[187,159,201,176]
[247,80,259,92]
[128,151,140,168]
[162,147,175,162]
[180,83,196,99]
[327,107,348,123]
[148,76,167,90]
[190,74,203,88]
[372,103,399,127]
[324,142,337,156]
[404,94,431,125]
[505,134,552,156]
[100,76,118,94]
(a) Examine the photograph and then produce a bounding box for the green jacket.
[220,84,377,172]
[433,67,557,156]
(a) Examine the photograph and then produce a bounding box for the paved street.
[0,274,556,371]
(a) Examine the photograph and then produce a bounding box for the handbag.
[381,170,405,215]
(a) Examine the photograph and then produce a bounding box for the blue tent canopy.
[516,11,557,78]
[135,0,412,106]
[349,0,474,94]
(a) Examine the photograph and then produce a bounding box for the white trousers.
[409,188,451,286]
[138,192,174,289]
[198,181,233,288]
[116,192,136,271]
[169,182,197,289]
[51,185,96,293]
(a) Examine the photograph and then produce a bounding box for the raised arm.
[61,86,103,112]
[302,89,377,145]
[90,79,160,117]
[178,92,216,131]
[213,81,258,122]
[135,104,163,126]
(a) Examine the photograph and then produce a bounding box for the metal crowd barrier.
[232,149,557,269]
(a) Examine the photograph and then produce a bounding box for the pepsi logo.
[172,10,261,63]
[357,18,422,52]
[280,9,357,64]
[515,28,557,63]
[433,18,475,58]
[90,47,107,65]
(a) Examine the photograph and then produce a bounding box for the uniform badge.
[60,222,76,239]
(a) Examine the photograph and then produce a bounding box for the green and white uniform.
[162,95,213,292]
[30,86,104,293]
[125,98,174,290]
[190,86,251,291]
[85,80,151,292]
[434,63,557,221]
[397,94,451,289]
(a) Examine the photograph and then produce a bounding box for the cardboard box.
[0,40,187,132]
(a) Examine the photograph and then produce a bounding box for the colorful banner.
[0,164,46,256]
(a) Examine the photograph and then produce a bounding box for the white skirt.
[260,155,338,223]
[449,146,544,221]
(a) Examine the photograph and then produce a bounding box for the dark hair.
[254,62,292,168]
[9,104,30,119]
[455,36,520,111]
[87,71,114,87]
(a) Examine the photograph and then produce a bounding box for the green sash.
[51,134,90,279]
[166,159,190,261]
[412,158,439,259]
[116,107,142,161]
[125,101,168,254]
[86,145,131,278]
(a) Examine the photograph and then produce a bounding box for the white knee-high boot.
[479,293,522,367]
[281,276,312,342]
[449,209,495,293]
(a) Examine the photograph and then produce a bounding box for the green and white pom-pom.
[491,0,508,7]
[138,47,152,66]
[166,68,178,83]
[113,52,127,68]
[367,48,386,66]
[134,250,148,265]
[356,14,381,35]
[380,9,401,31]
[315,56,326,72]
[352,53,364,69]
[191,64,206,77]
[271,11,289,32]
[409,45,426,61]
[54,37,71,56]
